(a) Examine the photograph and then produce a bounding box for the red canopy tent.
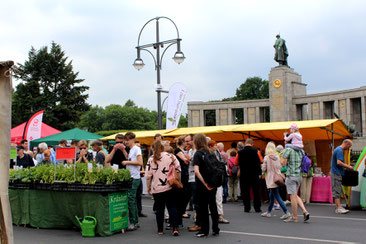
[11,122,61,145]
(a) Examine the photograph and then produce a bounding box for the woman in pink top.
[146,141,181,236]
[261,142,290,219]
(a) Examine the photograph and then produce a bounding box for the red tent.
[11,122,61,145]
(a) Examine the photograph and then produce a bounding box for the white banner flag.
[166,82,187,129]
[23,110,44,142]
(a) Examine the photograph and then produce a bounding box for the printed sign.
[56,147,76,160]
[112,164,119,173]
[109,192,128,231]
[10,148,17,160]
[88,163,93,173]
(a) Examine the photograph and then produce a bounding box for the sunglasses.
[80,147,87,150]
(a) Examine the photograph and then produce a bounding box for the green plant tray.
[9,180,132,193]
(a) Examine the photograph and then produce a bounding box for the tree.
[124,99,136,107]
[234,77,269,100]
[78,105,105,132]
[221,77,269,101]
[178,114,188,128]
[78,100,188,133]
[12,42,90,130]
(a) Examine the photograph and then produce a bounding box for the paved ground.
[14,197,366,244]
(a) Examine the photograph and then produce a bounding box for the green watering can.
[75,216,97,237]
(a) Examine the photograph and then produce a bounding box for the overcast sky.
[1,0,365,114]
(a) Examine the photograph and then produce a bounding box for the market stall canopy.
[30,128,103,149]
[11,122,61,145]
[162,125,246,142]
[162,119,351,142]
[227,119,351,141]
[100,119,351,145]
[100,129,177,145]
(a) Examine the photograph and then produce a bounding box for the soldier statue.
[274,34,289,66]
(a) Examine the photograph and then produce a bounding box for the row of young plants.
[9,163,131,185]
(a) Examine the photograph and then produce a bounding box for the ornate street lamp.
[133,16,185,129]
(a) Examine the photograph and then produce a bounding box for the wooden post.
[0,199,8,243]
[0,61,14,244]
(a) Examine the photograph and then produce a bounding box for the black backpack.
[201,151,226,187]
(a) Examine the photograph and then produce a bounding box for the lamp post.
[133,16,185,130]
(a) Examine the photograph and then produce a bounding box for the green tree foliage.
[12,42,90,130]
[222,77,269,101]
[79,100,188,132]
[234,77,269,100]
[77,105,105,132]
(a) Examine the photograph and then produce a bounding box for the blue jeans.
[267,188,288,213]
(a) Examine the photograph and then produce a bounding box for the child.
[122,132,143,231]
[284,124,304,151]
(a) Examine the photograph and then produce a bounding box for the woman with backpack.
[260,142,291,219]
[193,134,220,237]
[146,141,181,236]
[227,151,239,202]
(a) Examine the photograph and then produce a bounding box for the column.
[244,107,248,124]
[292,104,297,121]
[255,107,260,123]
[215,109,220,126]
[199,109,204,127]
[334,100,339,117]
[188,110,192,127]
[307,103,312,120]
[302,104,307,120]
[319,101,324,120]
[227,108,232,125]
[346,98,352,124]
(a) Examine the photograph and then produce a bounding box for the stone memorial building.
[187,66,366,149]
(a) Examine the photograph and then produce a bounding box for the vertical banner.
[23,110,44,142]
[166,82,188,129]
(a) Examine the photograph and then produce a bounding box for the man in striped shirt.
[281,147,310,223]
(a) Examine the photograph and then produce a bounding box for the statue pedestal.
[268,66,306,122]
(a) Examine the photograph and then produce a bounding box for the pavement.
[14,197,366,244]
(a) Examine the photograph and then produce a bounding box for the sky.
[1,0,366,114]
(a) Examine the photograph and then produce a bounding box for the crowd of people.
[11,123,356,237]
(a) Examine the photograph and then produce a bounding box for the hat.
[16,145,25,150]
[288,124,299,131]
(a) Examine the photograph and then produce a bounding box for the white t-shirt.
[127,145,142,179]
[188,149,196,183]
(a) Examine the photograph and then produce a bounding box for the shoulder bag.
[271,156,285,187]
[167,154,183,189]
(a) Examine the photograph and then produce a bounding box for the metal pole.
[331,123,334,151]
[156,19,162,129]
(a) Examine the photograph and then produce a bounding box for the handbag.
[167,154,183,189]
[342,169,359,186]
[270,156,285,187]
[274,172,285,187]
